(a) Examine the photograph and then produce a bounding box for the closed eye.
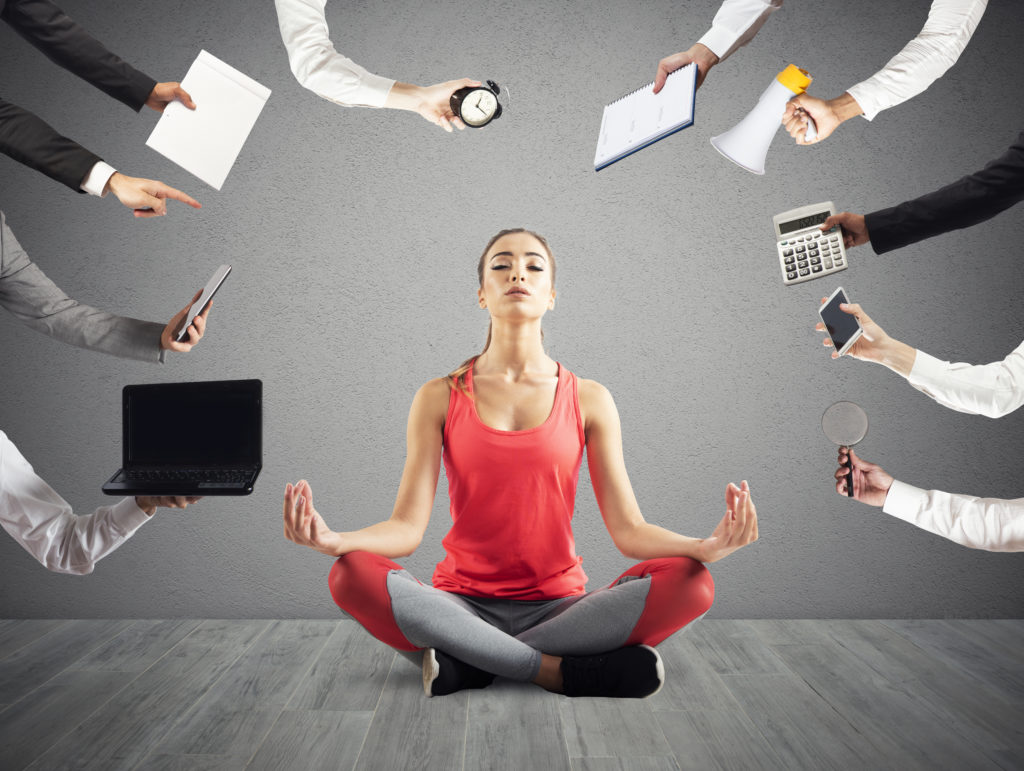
[528,266,544,272]
[491,264,510,270]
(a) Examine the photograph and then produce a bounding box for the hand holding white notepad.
[594,63,697,171]
[147,51,270,190]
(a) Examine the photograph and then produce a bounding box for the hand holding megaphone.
[783,95,839,145]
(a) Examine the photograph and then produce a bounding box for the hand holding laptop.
[135,495,202,516]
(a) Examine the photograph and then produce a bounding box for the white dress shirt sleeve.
[0,431,151,575]
[697,0,783,62]
[79,161,117,197]
[846,0,987,121]
[906,340,1024,419]
[883,479,1024,552]
[274,0,396,108]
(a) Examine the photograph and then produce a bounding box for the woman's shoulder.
[576,376,618,429]
[414,377,453,406]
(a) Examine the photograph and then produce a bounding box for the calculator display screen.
[779,210,829,235]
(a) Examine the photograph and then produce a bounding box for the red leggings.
[329,551,714,657]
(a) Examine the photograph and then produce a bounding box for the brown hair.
[446,229,555,396]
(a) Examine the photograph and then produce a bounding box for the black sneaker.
[560,645,664,698]
[422,648,497,697]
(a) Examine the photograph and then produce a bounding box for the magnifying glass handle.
[843,446,854,497]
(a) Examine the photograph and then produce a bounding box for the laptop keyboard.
[124,468,252,483]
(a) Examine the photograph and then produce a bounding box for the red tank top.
[432,361,588,599]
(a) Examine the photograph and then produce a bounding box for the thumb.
[176,86,196,109]
[821,215,840,231]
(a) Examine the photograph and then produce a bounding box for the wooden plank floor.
[0,620,1020,770]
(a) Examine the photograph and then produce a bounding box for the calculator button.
[824,259,833,269]
[810,256,821,265]
[812,265,823,273]
[834,258,844,265]
[781,241,789,246]
[830,237,839,244]
[799,268,810,276]
[784,256,796,265]
[783,249,794,257]
[787,271,798,280]
[808,249,819,257]
[796,245,806,253]
[798,260,808,268]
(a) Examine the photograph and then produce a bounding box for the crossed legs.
[328,550,715,691]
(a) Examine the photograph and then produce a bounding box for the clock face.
[461,89,498,126]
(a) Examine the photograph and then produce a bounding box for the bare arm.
[581,379,757,563]
[283,378,448,558]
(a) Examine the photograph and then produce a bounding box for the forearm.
[905,343,1024,418]
[846,0,987,121]
[2,0,154,109]
[865,131,1024,254]
[0,99,100,191]
[616,521,706,562]
[338,518,422,559]
[274,0,394,108]
[698,0,782,62]
[863,337,918,377]
[883,480,1024,552]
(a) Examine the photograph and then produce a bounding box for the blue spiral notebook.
[594,63,697,171]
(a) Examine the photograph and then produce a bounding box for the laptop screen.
[124,380,261,468]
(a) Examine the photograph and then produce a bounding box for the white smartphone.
[818,287,862,356]
[176,264,231,342]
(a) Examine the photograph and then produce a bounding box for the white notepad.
[146,50,271,190]
[594,63,697,171]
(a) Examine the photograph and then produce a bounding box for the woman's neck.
[476,319,554,379]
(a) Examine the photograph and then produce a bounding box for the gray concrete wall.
[0,0,1021,618]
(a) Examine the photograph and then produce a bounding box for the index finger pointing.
[160,185,202,209]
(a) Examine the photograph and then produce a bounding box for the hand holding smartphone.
[818,287,862,357]
[176,265,231,342]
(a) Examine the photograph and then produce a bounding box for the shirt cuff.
[697,27,736,61]
[80,162,117,197]
[361,73,398,108]
[845,84,878,121]
[882,479,928,523]
[110,496,153,536]
[906,350,946,393]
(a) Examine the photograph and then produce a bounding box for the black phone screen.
[820,291,860,352]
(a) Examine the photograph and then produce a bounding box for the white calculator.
[773,201,848,285]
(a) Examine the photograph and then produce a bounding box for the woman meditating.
[283,229,759,698]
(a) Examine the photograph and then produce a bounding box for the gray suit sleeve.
[0,213,164,363]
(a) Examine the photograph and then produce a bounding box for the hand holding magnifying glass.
[822,401,868,498]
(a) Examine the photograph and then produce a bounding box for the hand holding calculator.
[773,201,848,285]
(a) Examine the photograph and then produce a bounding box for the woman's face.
[478,232,555,321]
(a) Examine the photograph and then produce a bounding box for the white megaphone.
[711,64,815,175]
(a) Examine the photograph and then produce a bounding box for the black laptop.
[102,379,262,496]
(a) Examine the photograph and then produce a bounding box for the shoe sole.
[639,644,665,698]
[422,648,439,697]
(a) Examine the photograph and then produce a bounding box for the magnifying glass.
[821,401,868,498]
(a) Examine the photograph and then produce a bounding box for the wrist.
[690,43,719,69]
[876,339,917,376]
[827,92,863,124]
[134,496,157,516]
[105,172,125,197]
[384,82,421,112]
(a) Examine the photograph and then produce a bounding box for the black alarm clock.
[450,80,503,128]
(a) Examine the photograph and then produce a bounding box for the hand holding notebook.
[594,63,697,171]
[146,51,271,190]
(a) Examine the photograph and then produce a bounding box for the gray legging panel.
[386,569,658,681]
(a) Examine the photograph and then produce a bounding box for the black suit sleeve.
[865,130,1024,255]
[1,0,156,111]
[0,97,100,190]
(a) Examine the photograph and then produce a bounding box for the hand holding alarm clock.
[449,80,506,128]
